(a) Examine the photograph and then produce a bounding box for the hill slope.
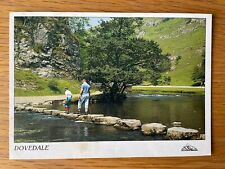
[140,18,206,86]
[15,69,81,96]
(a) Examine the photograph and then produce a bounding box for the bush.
[150,72,161,86]
[192,81,202,86]
[159,75,171,85]
[48,80,60,93]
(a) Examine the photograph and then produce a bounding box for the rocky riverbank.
[15,104,205,140]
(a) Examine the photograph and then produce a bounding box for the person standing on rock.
[64,87,72,113]
[78,79,91,114]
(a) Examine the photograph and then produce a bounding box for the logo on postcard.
[181,144,198,151]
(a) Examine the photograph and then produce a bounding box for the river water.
[14,94,205,143]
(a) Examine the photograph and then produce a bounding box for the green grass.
[132,86,205,95]
[142,18,205,85]
[15,69,81,96]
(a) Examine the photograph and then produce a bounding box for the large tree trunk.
[119,83,127,94]
[100,82,127,103]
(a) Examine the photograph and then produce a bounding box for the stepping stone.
[94,116,121,125]
[86,114,104,122]
[43,109,56,115]
[141,123,167,135]
[167,127,199,140]
[52,110,65,116]
[24,106,33,111]
[63,113,80,120]
[32,108,47,113]
[76,114,104,122]
[114,119,141,130]
[15,104,26,111]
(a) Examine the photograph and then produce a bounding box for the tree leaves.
[82,18,171,94]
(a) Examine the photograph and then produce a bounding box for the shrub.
[48,80,60,93]
[192,81,202,86]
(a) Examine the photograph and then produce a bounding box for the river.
[14,93,204,142]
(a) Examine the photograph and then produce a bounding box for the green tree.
[68,17,90,79]
[14,17,44,44]
[48,79,60,93]
[82,18,171,100]
[192,49,205,86]
[69,17,89,33]
[158,75,171,85]
[192,58,205,86]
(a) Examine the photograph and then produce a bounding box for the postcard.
[9,12,212,159]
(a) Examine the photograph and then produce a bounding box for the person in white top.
[64,87,72,113]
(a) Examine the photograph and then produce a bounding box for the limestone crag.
[15,18,80,79]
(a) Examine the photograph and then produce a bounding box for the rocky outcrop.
[34,23,48,45]
[14,17,80,79]
[34,66,55,78]
[144,18,166,27]
[114,119,141,130]
[141,123,167,135]
[167,127,199,140]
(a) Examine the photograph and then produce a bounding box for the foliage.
[48,80,60,93]
[14,17,44,44]
[192,52,205,86]
[159,75,171,85]
[14,17,206,98]
[69,17,89,33]
[82,18,171,99]
[175,55,182,65]
[148,72,161,86]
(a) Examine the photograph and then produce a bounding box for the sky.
[86,17,111,29]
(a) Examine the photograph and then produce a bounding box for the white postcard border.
[9,12,212,159]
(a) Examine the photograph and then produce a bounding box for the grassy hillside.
[15,69,81,96]
[142,18,205,85]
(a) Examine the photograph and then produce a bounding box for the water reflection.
[14,94,205,142]
[84,126,88,137]
[47,94,205,132]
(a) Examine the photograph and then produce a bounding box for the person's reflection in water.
[84,126,88,137]
[75,123,81,141]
